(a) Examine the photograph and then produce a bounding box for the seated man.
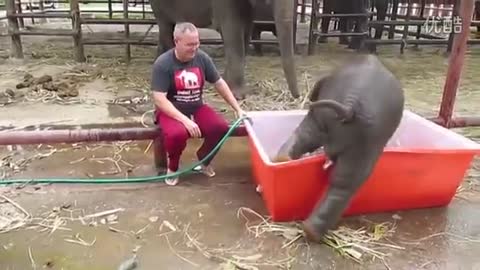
[151,22,245,186]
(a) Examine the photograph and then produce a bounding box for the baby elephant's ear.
[309,75,330,102]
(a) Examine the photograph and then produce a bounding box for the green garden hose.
[0,116,250,185]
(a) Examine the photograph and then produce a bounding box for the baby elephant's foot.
[301,220,324,243]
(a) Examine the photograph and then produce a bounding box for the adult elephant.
[149,0,299,99]
[318,0,388,49]
[251,0,278,55]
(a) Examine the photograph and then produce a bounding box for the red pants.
[155,104,230,171]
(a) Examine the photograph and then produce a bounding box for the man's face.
[174,30,200,61]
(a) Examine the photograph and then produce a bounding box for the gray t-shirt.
[151,48,221,116]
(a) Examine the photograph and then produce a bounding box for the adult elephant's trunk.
[273,0,299,98]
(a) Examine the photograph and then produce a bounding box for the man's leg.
[193,104,230,177]
[156,110,189,185]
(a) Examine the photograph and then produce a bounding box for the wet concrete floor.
[1,137,480,270]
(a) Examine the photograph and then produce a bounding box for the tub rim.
[244,109,480,167]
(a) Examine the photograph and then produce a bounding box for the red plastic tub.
[244,110,480,222]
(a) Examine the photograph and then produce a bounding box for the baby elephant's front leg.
[303,154,375,242]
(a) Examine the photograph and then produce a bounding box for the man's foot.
[194,164,216,177]
[165,169,179,186]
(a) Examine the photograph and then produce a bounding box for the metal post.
[447,0,460,53]
[437,0,474,128]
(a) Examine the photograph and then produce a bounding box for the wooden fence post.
[123,0,131,63]
[6,0,23,58]
[70,0,85,62]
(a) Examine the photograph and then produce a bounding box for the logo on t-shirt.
[173,67,204,104]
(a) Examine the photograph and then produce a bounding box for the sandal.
[193,164,216,177]
[165,169,179,186]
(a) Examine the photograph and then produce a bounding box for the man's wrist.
[234,106,242,113]
[178,114,190,124]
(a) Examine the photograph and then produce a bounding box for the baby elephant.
[275,54,405,242]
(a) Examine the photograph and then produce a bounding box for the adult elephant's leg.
[215,0,249,99]
[319,0,333,43]
[374,0,388,39]
[149,0,174,57]
[244,19,254,56]
[251,26,263,55]
[338,17,349,45]
[273,0,299,98]
[348,1,368,50]
[157,20,175,56]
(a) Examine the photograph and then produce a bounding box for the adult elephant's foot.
[348,38,364,50]
[317,36,328,43]
[339,37,349,45]
[224,75,248,100]
[232,87,247,100]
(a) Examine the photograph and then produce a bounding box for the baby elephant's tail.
[309,100,354,123]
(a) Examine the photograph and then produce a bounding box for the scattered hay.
[236,72,314,112]
[184,224,295,270]
[86,141,137,177]
[0,141,141,180]
[0,195,31,234]
[64,233,97,246]
[236,207,404,266]
[399,231,480,245]
[455,158,480,196]
[0,193,126,235]
[1,146,65,180]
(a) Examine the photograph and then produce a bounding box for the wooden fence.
[2,0,480,61]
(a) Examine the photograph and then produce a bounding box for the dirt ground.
[1,18,480,270]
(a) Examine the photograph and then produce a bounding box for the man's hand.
[235,109,248,119]
[182,118,202,138]
[235,109,253,125]
[152,92,202,138]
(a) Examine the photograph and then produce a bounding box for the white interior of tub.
[244,110,480,163]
